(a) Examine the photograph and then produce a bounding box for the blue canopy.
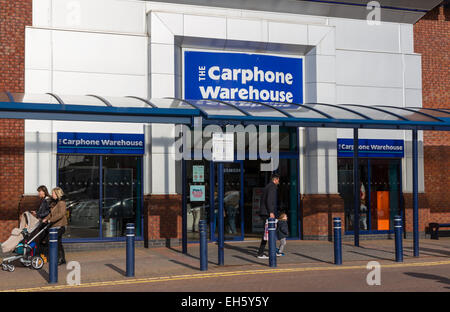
[0,92,449,131]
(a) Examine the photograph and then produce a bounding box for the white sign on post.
[212,133,234,162]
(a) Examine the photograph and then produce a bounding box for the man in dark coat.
[256,173,280,258]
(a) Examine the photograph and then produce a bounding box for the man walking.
[256,173,280,259]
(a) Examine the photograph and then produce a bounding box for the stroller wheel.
[1,263,8,271]
[7,265,15,272]
[31,256,44,270]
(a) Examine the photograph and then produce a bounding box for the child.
[276,213,289,256]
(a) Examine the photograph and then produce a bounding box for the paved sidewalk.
[0,238,449,291]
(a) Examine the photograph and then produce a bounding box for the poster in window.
[192,165,204,183]
[190,185,205,202]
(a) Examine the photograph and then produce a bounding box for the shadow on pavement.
[348,250,395,261]
[223,243,260,257]
[169,259,201,271]
[292,252,332,264]
[232,255,266,266]
[105,264,126,276]
[403,246,450,257]
[347,244,395,255]
[37,268,50,283]
[404,272,450,289]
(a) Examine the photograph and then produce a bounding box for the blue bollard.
[199,220,208,271]
[218,163,224,266]
[126,223,135,277]
[333,218,342,265]
[268,218,277,268]
[394,216,403,262]
[48,228,59,284]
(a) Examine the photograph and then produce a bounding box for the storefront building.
[0,0,448,245]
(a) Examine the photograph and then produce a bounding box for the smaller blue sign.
[57,132,145,155]
[337,139,404,158]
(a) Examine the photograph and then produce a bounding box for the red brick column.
[403,193,429,236]
[0,0,32,241]
[301,194,345,240]
[414,4,450,228]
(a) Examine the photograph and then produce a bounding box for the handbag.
[263,220,269,241]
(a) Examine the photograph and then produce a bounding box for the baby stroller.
[1,211,50,272]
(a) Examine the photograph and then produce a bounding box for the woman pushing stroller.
[31,185,52,260]
[1,186,67,271]
[42,187,67,265]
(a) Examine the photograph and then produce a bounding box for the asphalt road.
[36,260,450,292]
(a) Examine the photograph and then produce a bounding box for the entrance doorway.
[184,157,299,242]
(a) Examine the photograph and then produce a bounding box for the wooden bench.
[429,223,450,240]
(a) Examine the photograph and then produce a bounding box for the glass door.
[102,156,142,238]
[185,160,211,242]
[213,161,244,241]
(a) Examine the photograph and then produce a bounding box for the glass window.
[187,100,247,116]
[376,107,439,122]
[306,104,366,120]
[277,158,299,238]
[279,104,330,119]
[407,107,450,118]
[57,94,108,106]
[338,158,401,233]
[342,105,402,120]
[58,155,100,239]
[11,93,60,105]
[231,101,287,118]
[103,96,150,108]
[150,98,196,110]
[58,154,143,239]
[338,158,369,232]
[186,160,211,242]
[369,159,401,232]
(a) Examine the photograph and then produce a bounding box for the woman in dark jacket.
[33,185,52,258]
[35,185,51,220]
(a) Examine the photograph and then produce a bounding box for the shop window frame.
[57,154,145,243]
[338,157,404,236]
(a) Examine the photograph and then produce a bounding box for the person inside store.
[42,187,68,265]
[256,173,280,259]
[224,190,240,234]
[360,182,368,230]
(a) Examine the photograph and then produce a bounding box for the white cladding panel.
[330,18,400,53]
[336,50,403,88]
[25,1,424,196]
[52,30,147,75]
[33,0,146,34]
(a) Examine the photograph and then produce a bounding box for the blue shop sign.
[57,132,145,155]
[184,50,303,103]
[337,139,404,158]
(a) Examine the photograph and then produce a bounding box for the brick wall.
[0,0,32,241]
[414,3,450,226]
[143,195,182,244]
[301,194,345,240]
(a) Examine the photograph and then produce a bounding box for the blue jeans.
[226,206,237,234]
